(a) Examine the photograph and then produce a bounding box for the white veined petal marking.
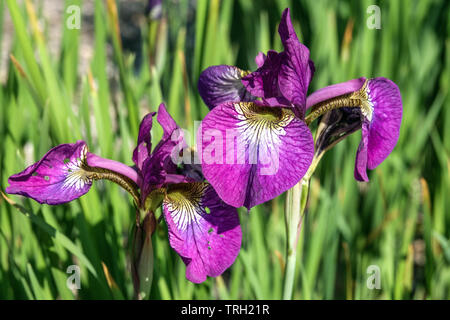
[164,183,209,232]
[234,102,294,161]
[61,145,92,191]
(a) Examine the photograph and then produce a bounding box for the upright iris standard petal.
[241,8,314,117]
[198,65,256,110]
[163,182,241,283]
[133,112,156,170]
[140,103,186,199]
[355,77,402,180]
[6,141,93,205]
[147,103,186,174]
[277,9,314,116]
[199,102,314,209]
[241,50,288,102]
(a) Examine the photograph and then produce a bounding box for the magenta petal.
[365,77,402,170]
[198,65,255,110]
[132,112,156,170]
[6,141,93,205]
[163,182,241,283]
[255,51,266,68]
[199,102,314,209]
[306,77,367,109]
[151,103,185,173]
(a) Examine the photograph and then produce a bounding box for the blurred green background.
[0,0,449,299]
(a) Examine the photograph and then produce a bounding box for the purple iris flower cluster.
[6,8,402,284]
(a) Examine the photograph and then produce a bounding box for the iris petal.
[6,141,93,205]
[365,77,402,170]
[163,182,241,283]
[199,102,314,209]
[133,112,156,171]
[198,65,255,110]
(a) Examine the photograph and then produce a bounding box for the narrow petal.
[199,102,314,209]
[198,65,255,110]
[306,77,367,109]
[365,77,402,169]
[151,103,186,173]
[6,141,93,205]
[278,8,299,43]
[163,182,241,283]
[141,104,186,198]
[133,112,156,170]
[277,9,314,117]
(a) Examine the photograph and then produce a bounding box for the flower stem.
[283,178,309,300]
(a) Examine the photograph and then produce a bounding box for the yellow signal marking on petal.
[349,79,374,121]
[164,183,209,231]
[233,102,294,156]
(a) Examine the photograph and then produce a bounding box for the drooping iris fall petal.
[306,77,402,181]
[356,77,402,179]
[6,141,93,205]
[163,182,241,283]
[198,65,256,110]
[199,102,314,209]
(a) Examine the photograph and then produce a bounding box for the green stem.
[283,179,309,300]
[282,152,325,300]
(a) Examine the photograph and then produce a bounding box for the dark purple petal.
[151,103,186,173]
[306,77,367,109]
[199,102,314,209]
[163,182,241,283]
[277,9,314,117]
[242,50,284,100]
[6,141,93,205]
[198,65,256,110]
[242,9,314,117]
[278,8,299,43]
[132,112,156,171]
[141,104,186,197]
[364,77,402,170]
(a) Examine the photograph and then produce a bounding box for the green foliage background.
[0,0,449,299]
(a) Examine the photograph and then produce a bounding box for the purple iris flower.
[6,103,242,284]
[197,8,314,209]
[306,77,403,181]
